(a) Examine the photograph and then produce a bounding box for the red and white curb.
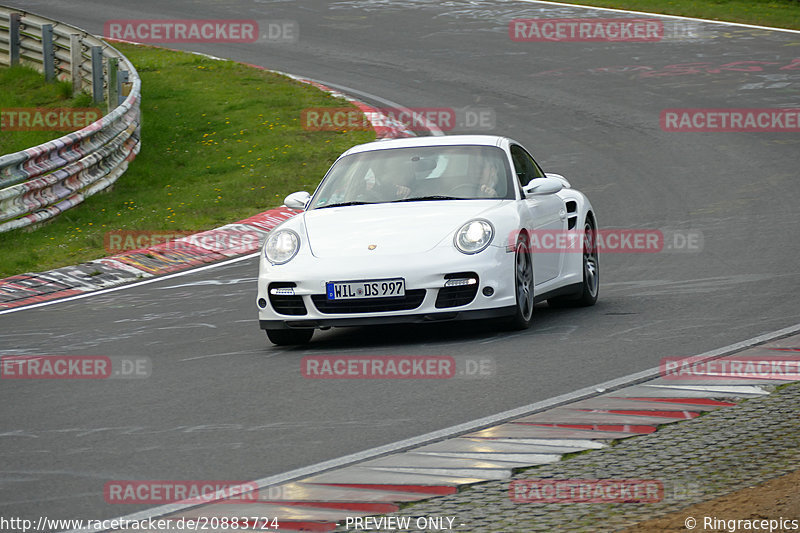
[84,328,800,532]
[0,206,298,310]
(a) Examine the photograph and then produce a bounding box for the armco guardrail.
[0,6,140,233]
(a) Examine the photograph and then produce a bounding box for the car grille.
[268,282,307,316]
[311,290,426,314]
[435,285,479,308]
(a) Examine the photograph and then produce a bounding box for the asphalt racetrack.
[1,0,799,522]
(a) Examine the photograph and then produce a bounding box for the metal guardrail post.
[91,45,104,104]
[70,34,82,93]
[41,23,55,81]
[117,69,129,106]
[9,12,20,65]
[107,57,118,113]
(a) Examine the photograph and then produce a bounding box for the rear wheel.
[548,218,599,308]
[506,233,534,330]
[266,328,314,346]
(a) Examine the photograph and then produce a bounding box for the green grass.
[0,66,95,155]
[0,43,373,277]
[542,0,800,30]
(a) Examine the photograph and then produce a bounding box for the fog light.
[258,298,267,308]
[270,287,296,296]
[444,277,477,287]
[482,286,494,297]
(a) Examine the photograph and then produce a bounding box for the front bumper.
[259,305,516,330]
[257,243,516,330]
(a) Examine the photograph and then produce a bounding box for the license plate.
[326,279,405,300]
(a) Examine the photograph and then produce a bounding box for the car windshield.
[310,145,514,209]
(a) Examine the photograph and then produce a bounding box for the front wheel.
[506,233,535,330]
[266,328,314,346]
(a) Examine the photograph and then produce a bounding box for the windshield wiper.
[390,195,461,203]
[316,201,373,209]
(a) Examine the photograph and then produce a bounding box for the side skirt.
[533,282,582,304]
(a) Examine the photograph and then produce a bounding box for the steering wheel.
[355,188,383,202]
[447,183,477,196]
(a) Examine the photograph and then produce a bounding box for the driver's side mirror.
[284,191,311,210]
[523,177,563,196]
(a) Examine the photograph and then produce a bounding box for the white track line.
[0,252,259,316]
[300,78,446,137]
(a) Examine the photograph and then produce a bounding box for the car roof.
[340,135,512,156]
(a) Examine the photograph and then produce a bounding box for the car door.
[510,144,566,284]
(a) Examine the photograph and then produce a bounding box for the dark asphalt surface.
[1,0,799,523]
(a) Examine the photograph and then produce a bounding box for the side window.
[510,145,529,188]
[526,150,546,180]
[510,145,545,190]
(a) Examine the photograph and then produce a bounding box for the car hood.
[303,201,504,258]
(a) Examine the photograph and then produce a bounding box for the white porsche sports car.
[257,135,598,345]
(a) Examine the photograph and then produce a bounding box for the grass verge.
[540,0,800,30]
[0,43,373,278]
[0,66,95,156]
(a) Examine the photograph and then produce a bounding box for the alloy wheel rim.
[584,222,599,297]
[516,243,533,320]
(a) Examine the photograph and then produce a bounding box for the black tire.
[506,232,535,330]
[266,328,314,346]
[548,218,599,308]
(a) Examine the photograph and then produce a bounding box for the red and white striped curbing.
[134,335,800,532]
[0,206,298,310]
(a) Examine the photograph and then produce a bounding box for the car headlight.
[265,229,300,264]
[454,219,494,254]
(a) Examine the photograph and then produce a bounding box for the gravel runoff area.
[337,381,800,532]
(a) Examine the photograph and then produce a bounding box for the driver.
[476,156,503,198]
[371,163,412,200]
